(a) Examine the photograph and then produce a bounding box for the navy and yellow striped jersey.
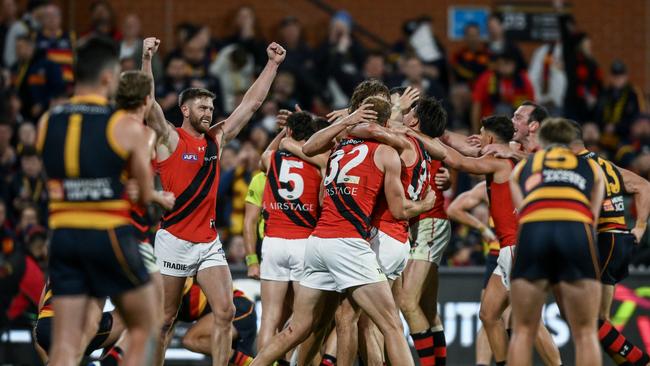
[37,95,131,229]
[577,150,628,232]
[513,146,599,224]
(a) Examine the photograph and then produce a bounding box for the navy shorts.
[598,232,635,285]
[483,252,499,289]
[35,312,114,354]
[49,226,150,298]
[512,221,600,284]
[232,296,257,356]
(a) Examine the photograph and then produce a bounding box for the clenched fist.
[142,37,161,59]
[266,42,286,65]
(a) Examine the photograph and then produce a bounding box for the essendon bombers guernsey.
[412,159,448,224]
[577,150,628,232]
[157,128,220,243]
[514,146,598,225]
[312,138,384,240]
[263,150,320,239]
[373,136,430,242]
[486,158,519,248]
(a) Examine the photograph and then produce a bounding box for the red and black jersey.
[413,159,448,224]
[157,128,220,243]
[313,138,384,240]
[486,159,519,248]
[262,150,321,239]
[372,136,430,242]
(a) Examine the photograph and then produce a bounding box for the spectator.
[2,0,48,68]
[222,5,267,72]
[8,147,47,224]
[595,60,646,151]
[226,235,246,266]
[83,0,121,42]
[11,35,65,120]
[315,10,366,109]
[276,16,319,109]
[0,0,20,67]
[270,71,298,111]
[118,14,163,80]
[14,203,38,240]
[16,121,36,155]
[448,83,473,130]
[615,114,650,169]
[23,224,46,271]
[249,125,270,152]
[33,3,75,90]
[209,43,253,114]
[471,50,534,132]
[393,16,449,91]
[0,120,16,178]
[451,23,490,87]
[581,122,603,154]
[528,41,566,116]
[398,53,447,102]
[487,13,527,72]
[0,200,12,231]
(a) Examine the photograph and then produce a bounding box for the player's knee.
[213,302,236,326]
[181,334,198,352]
[398,293,418,314]
[479,307,497,324]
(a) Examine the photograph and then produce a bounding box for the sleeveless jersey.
[262,150,321,239]
[38,95,131,229]
[37,283,53,320]
[34,31,75,84]
[577,150,627,232]
[413,158,448,223]
[157,128,220,243]
[514,146,598,225]
[312,138,384,240]
[486,159,519,247]
[373,136,430,242]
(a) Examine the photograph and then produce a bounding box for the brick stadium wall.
[36,0,650,91]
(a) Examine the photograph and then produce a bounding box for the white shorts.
[138,242,159,274]
[260,236,307,282]
[492,246,516,290]
[154,229,227,277]
[369,229,410,280]
[301,236,387,293]
[409,218,451,265]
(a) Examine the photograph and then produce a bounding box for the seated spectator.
[83,0,121,42]
[315,10,366,109]
[23,224,47,271]
[392,16,449,91]
[118,14,162,79]
[487,13,527,72]
[528,41,566,116]
[226,235,246,266]
[270,71,298,111]
[222,5,267,72]
[451,23,490,87]
[16,122,36,155]
[156,55,192,123]
[582,122,603,154]
[398,53,447,102]
[471,50,534,132]
[209,44,254,114]
[0,120,16,179]
[249,125,270,152]
[448,83,473,130]
[34,3,75,90]
[0,200,12,232]
[11,35,65,120]
[596,60,646,152]
[615,114,650,168]
[14,204,38,239]
[8,147,47,224]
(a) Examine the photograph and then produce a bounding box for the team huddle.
[31,34,650,366]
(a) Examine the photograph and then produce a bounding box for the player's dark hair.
[313,117,330,132]
[362,96,391,126]
[116,71,152,111]
[349,79,390,113]
[389,86,407,96]
[178,88,215,107]
[482,115,514,143]
[74,36,119,85]
[521,100,549,124]
[538,118,577,145]
[287,111,315,141]
[414,97,447,138]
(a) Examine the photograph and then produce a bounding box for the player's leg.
[334,296,361,366]
[112,283,157,366]
[349,281,414,366]
[196,265,236,366]
[399,260,435,365]
[319,328,338,366]
[358,312,384,366]
[258,280,290,351]
[49,296,91,365]
[157,274,185,361]
[420,265,447,366]
[556,279,602,366]
[181,313,213,354]
[478,273,510,364]
[475,325,493,366]
[148,271,165,365]
[507,278,548,366]
[533,320,562,366]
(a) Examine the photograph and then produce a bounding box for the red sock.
[320,354,336,366]
[598,319,650,365]
[411,330,436,366]
[229,350,253,366]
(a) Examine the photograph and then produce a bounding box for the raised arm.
[447,181,496,241]
[348,122,410,153]
[441,129,480,157]
[211,42,286,144]
[619,167,650,242]
[407,129,447,161]
[260,129,286,172]
[376,145,436,220]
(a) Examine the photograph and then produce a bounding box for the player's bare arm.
[447,181,496,241]
[244,202,262,280]
[376,144,435,220]
[348,122,411,154]
[619,167,650,241]
[443,142,507,177]
[482,143,527,161]
[114,116,154,206]
[407,129,447,160]
[390,86,419,122]
[441,129,480,157]
[279,138,329,171]
[209,42,286,145]
[509,162,526,210]
[141,37,179,159]
[302,104,377,156]
[260,128,287,172]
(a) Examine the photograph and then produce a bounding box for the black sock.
[320,354,337,366]
[496,361,506,366]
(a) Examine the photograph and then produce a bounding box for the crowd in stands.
[0,0,649,330]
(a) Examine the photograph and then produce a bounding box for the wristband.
[245,254,259,266]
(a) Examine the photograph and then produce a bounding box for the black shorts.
[598,232,635,285]
[35,312,113,354]
[232,296,257,355]
[49,226,150,298]
[512,221,600,284]
[483,252,499,289]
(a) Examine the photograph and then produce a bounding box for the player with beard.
[141,36,285,366]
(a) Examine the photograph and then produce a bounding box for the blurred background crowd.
[0,0,649,330]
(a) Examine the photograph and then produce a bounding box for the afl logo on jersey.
[182,153,198,161]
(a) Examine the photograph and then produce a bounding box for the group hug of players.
[28,31,650,366]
